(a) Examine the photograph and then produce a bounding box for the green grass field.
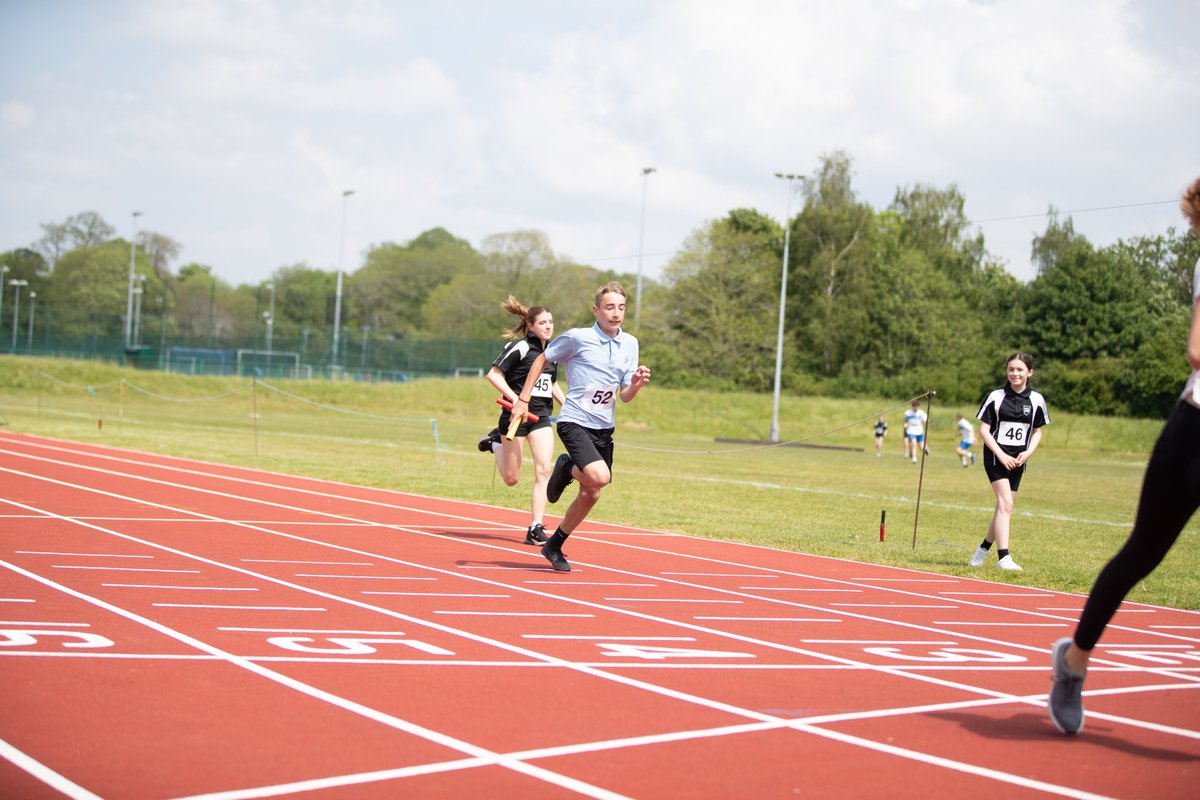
[2,355,1195,609]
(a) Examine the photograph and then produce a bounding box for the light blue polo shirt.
[544,322,639,429]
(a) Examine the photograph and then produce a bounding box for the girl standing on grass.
[969,352,1050,572]
[477,296,566,546]
[1048,176,1200,735]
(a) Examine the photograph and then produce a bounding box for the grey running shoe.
[968,545,988,567]
[524,523,548,545]
[541,544,571,572]
[1048,637,1086,734]
[545,453,575,503]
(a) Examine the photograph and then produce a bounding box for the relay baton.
[496,397,540,422]
[497,397,540,441]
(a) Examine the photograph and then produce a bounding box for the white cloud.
[0,100,36,128]
[0,0,1195,287]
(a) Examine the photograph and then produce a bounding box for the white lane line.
[802,640,957,645]
[523,635,697,641]
[523,581,657,587]
[934,621,1067,627]
[848,578,959,583]
[0,736,102,800]
[0,620,89,627]
[1101,644,1196,649]
[433,611,594,617]
[0,598,35,604]
[218,627,409,635]
[738,587,862,592]
[18,551,152,559]
[662,573,778,578]
[9,441,1200,777]
[0,559,631,800]
[604,598,744,604]
[152,603,326,611]
[1152,626,1200,630]
[695,617,841,622]
[831,604,957,609]
[457,565,571,572]
[938,592,1055,598]
[102,584,259,591]
[362,592,510,598]
[52,566,199,574]
[295,574,436,581]
[242,559,375,566]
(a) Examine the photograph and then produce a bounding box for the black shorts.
[556,421,614,471]
[984,450,1026,491]
[497,409,552,438]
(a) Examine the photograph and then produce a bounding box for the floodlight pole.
[0,265,9,333]
[635,166,656,330]
[124,211,142,348]
[27,291,36,349]
[331,189,354,368]
[769,172,803,442]
[9,279,28,353]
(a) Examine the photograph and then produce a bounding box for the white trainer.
[968,545,988,567]
[997,554,1023,571]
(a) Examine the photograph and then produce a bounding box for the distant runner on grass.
[511,281,652,573]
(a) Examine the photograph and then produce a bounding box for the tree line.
[3,150,1195,417]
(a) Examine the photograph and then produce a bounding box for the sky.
[1,0,1197,290]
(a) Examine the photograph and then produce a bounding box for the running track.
[1,431,1197,799]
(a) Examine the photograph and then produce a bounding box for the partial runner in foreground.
[478,296,565,546]
[511,281,651,573]
[1048,176,1200,735]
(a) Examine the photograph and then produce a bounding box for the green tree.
[42,241,130,341]
[789,150,876,375]
[648,210,782,390]
[350,228,482,336]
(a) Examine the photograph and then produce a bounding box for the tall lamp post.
[265,281,276,373]
[132,274,147,347]
[634,166,656,330]
[331,189,354,368]
[124,211,142,348]
[0,265,9,333]
[27,291,36,350]
[769,172,803,442]
[9,278,28,353]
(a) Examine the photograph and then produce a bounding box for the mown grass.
[2,355,1195,609]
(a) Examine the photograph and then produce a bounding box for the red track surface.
[1,430,1197,799]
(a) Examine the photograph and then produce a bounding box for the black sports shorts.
[497,408,553,438]
[556,421,614,472]
[984,451,1027,491]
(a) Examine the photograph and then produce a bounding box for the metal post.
[9,279,27,353]
[332,189,354,367]
[132,275,146,346]
[0,265,9,333]
[124,211,142,348]
[635,166,656,330]
[27,291,35,350]
[769,172,803,442]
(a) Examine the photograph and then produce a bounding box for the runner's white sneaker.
[997,554,1023,571]
[968,545,988,567]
